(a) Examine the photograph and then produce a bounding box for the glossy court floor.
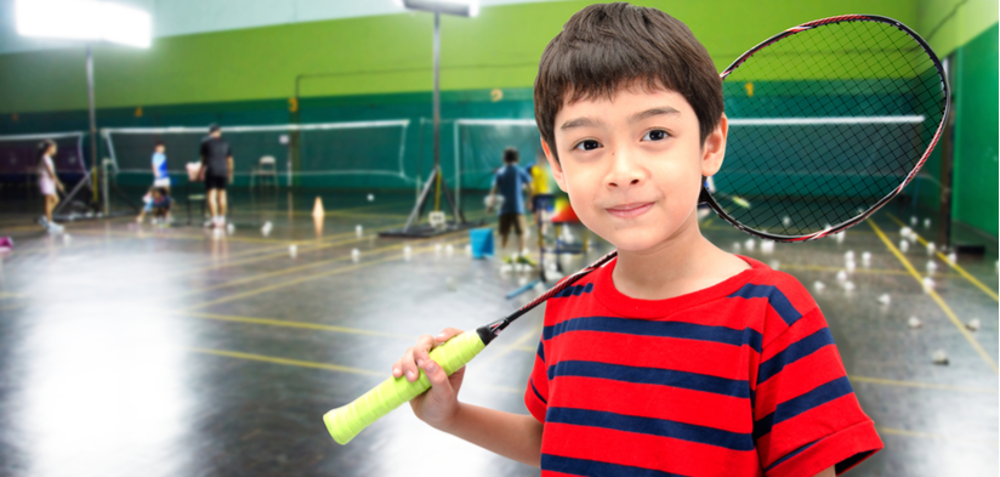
[0,191,996,477]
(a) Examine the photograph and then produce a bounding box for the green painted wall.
[951,24,998,236]
[0,0,917,114]
[917,0,998,57]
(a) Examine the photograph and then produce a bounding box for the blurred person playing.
[197,124,233,228]
[389,4,882,476]
[36,139,64,232]
[151,141,170,192]
[486,146,533,265]
[527,149,556,234]
[149,187,172,224]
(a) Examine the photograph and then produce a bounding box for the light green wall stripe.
[0,0,917,114]
[917,0,999,57]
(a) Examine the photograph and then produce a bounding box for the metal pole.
[432,10,441,212]
[86,45,101,213]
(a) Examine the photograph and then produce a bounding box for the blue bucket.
[470,228,494,259]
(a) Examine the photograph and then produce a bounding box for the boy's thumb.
[422,359,451,391]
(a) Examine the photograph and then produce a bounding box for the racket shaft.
[324,330,486,445]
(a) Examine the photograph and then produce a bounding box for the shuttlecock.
[966,318,981,332]
[464,244,472,256]
[226,223,235,234]
[836,270,849,282]
[926,261,938,273]
[922,276,935,292]
[499,263,513,275]
[355,225,363,237]
[843,281,856,292]
[932,349,949,365]
[403,245,413,261]
[835,231,846,244]
[261,221,273,237]
[434,244,443,255]
[445,244,455,256]
[782,216,791,227]
[877,293,891,305]
[513,263,525,273]
[845,250,855,261]
[733,242,742,253]
[814,281,826,291]
[446,277,457,291]
[367,193,375,202]
[62,234,71,245]
[907,316,922,328]
[923,218,931,228]
[744,238,756,252]
[861,252,872,267]
[946,252,957,264]
[289,245,298,258]
[900,226,912,239]
[351,248,361,263]
[769,260,780,270]
[910,216,918,226]
[845,261,856,273]
[761,241,775,255]
[899,240,909,253]
[926,242,935,256]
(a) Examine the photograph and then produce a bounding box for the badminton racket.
[324,14,949,444]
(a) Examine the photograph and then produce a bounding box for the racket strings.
[717,19,946,237]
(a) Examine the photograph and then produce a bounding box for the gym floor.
[0,192,996,477]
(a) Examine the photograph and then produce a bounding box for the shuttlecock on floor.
[814,281,826,291]
[289,245,298,258]
[843,281,856,292]
[355,225,363,237]
[900,226,912,240]
[899,240,909,253]
[351,248,361,263]
[499,263,513,275]
[861,252,871,267]
[434,243,443,255]
[744,238,756,252]
[62,234,71,245]
[733,242,742,253]
[446,277,457,291]
[877,293,891,305]
[926,242,935,256]
[835,232,846,244]
[367,193,375,202]
[261,221,273,237]
[464,244,472,256]
[227,223,235,234]
[845,261,856,273]
[403,245,413,261]
[760,241,775,255]
[932,349,949,365]
[445,244,454,256]
[769,260,780,270]
[946,252,957,264]
[926,261,938,273]
[922,276,935,292]
[836,270,849,282]
[966,318,981,332]
[923,218,931,228]
[845,250,855,261]
[910,216,918,226]
[907,316,922,328]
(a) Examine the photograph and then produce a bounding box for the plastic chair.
[250,155,278,190]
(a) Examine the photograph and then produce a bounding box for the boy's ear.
[540,139,568,193]
[701,112,728,177]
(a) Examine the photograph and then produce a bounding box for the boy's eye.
[642,129,669,141]
[574,139,601,151]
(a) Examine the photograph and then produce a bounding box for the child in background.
[136,187,172,224]
[151,141,170,192]
[36,139,64,233]
[391,4,881,476]
[527,149,556,234]
[486,146,533,264]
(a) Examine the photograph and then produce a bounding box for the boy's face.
[156,145,165,153]
[542,85,727,252]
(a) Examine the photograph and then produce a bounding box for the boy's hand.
[392,327,466,430]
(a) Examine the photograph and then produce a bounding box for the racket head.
[705,15,949,242]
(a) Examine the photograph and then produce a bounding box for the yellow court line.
[869,221,997,373]
[877,426,998,443]
[848,374,996,394]
[885,213,997,301]
[0,291,25,299]
[182,311,416,339]
[71,228,297,245]
[184,237,469,311]
[191,348,386,377]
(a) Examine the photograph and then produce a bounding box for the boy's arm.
[227,156,234,183]
[394,328,543,467]
[486,183,499,213]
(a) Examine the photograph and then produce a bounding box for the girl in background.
[36,139,64,232]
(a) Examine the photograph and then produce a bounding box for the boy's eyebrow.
[560,116,602,131]
[630,106,681,123]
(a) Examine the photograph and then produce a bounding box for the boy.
[392,4,882,476]
[485,146,533,264]
[151,141,170,192]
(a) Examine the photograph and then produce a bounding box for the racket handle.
[323,329,487,445]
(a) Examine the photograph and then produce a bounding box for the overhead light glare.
[402,0,479,17]
[16,0,152,48]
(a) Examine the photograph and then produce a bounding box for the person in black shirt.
[197,124,233,228]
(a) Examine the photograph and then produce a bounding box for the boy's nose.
[606,149,645,189]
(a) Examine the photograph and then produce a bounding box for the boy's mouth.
[606,202,654,218]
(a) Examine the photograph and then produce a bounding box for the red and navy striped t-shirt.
[525,256,883,476]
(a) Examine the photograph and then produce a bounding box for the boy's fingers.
[421,358,450,391]
[435,328,465,343]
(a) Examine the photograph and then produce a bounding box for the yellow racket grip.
[323,329,486,445]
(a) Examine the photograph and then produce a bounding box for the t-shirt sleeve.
[520,166,533,184]
[523,332,549,423]
[753,306,883,476]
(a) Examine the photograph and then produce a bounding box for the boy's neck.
[611,212,749,301]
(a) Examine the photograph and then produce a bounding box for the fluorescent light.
[16,0,151,48]
[402,0,479,17]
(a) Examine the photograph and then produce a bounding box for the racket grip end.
[323,330,486,445]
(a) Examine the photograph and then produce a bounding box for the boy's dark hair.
[154,141,165,148]
[153,187,169,197]
[503,147,520,164]
[534,3,723,161]
[208,123,221,133]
